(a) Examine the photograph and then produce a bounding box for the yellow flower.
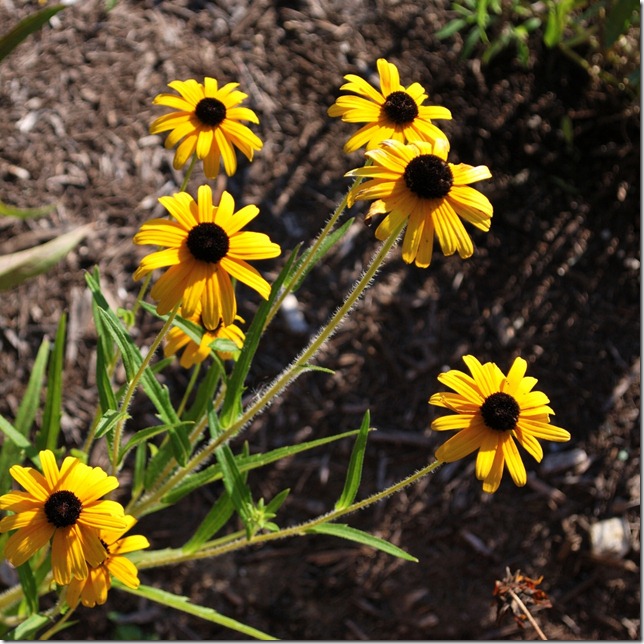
[133,185,281,330]
[347,138,492,267]
[327,58,451,153]
[0,451,127,585]
[65,515,149,609]
[165,306,246,368]
[429,356,571,493]
[150,77,263,178]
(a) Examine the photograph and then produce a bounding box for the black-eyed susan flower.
[327,58,452,153]
[165,305,245,368]
[346,138,492,267]
[65,515,149,609]
[0,450,127,585]
[429,355,571,494]
[133,185,281,330]
[150,77,263,178]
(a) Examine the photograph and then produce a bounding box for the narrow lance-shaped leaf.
[85,269,189,467]
[307,523,418,562]
[14,337,50,436]
[93,409,130,441]
[7,614,50,641]
[335,410,371,510]
[16,561,38,616]
[0,4,68,61]
[39,313,66,452]
[182,492,235,553]
[0,201,56,219]
[0,224,92,291]
[0,338,49,490]
[162,428,363,506]
[215,442,254,535]
[115,582,277,640]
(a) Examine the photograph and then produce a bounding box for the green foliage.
[0,4,68,62]
[437,0,640,91]
[0,225,91,292]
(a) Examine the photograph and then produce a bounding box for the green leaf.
[93,409,130,441]
[39,314,66,452]
[131,442,147,501]
[95,336,118,413]
[6,614,49,641]
[335,411,371,510]
[115,582,277,640]
[544,5,563,47]
[436,17,468,39]
[86,270,186,465]
[16,561,38,615]
[264,488,290,515]
[14,337,50,436]
[182,492,235,553]
[162,428,362,506]
[0,225,92,291]
[215,443,254,533]
[0,415,31,449]
[0,201,56,219]
[140,301,203,345]
[88,284,190,472]
[0,338,49,491]
[0,4,68,62]
[307,523,418,562]
[119,421,193,463]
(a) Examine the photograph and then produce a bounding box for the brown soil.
[0,0,640,640]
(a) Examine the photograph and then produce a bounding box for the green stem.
[136,459,442,569]
[263,187,350,330]
[129,222,403,517]
[111,302,181,474]
[179,155,197,192]
[226,220,404,436]
[176,362,202,418]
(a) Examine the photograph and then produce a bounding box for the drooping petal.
[107,555,141,589]
[482,448,505,493]
[435,424,488,462]
[51,527,87,585]
[475,431,501,480]
[502,435,527,487]
[2,518,54,566]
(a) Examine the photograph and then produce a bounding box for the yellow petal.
[3,518,54,566]
[502,434,527,487]
[435,424,488,462]
[221,257,272,300]
[7,465,49,501]
[51,527,87,585]
[475,430,501,480]
[481,448,505,493]
[431,413,476,432]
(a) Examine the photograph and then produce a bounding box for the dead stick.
[508,589,548,641]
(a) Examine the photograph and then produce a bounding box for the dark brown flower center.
[44,490,82,528]
[382,91,418,125]
[480,392,520,431]
[195,97,227,127]
[186,223,230,264]
[403,154,453,199]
